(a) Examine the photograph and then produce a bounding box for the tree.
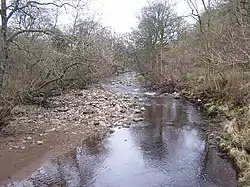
[0,0,75,91]
[131,0,186,74]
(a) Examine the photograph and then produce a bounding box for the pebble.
[134,109,141,114]
[47,128,56,132]
[13,145,20,149]
[141,107,146,111]
[37,141,43,145]
[26,136,32,140]
[133,118,144,122]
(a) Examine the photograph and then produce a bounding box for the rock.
[134,109,141,114]
[109,129,115,134]
[120,109,126,113]
[37,141,43,145]
[13,145,20,149]
[123,125,130,128]
[47,128,56,132]
[140,107,146,111]
[21,146,26,150]
[26,136,32,140]
[208,133,215,140]
[93,121,100,126]
[133,118,144,122]
[215,136,221,142]
[99,121,106,126]
[173,92,181,99]
[72,132,77,135]
[197,99,202,102]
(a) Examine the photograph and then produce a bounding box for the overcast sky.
[88,0,195,34]
[56,0,199,34]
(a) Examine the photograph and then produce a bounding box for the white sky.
[56,0,200,34]
[88,0,196,34]
[89,0,148,34]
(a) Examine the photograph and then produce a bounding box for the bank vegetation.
[0,0,129,130]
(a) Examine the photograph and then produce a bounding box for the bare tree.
[0,0,76,91]
[131,0,186,80]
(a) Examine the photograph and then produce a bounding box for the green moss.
[207,104,217,115]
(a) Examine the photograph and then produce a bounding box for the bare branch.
[7,0,75,22]
[7,29,53,43]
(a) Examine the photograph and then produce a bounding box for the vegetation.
[0,0,129,129]
[130,0,250,185]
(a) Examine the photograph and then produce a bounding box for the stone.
[93,121,100,126]
[26,136,32,140]
[133,118,144,122]
[134,109,141,114]
[173,92,181,99]
[37,141,43,145]
[140,107,146,111]
[47,128,56,132]
[21,146,26,150]
[13,145,20,149]
[109,129,115,134]
[99,121,106,126]
[120,109,126,113]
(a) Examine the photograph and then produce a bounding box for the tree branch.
[7,0,75,22]
[7,29,53,43]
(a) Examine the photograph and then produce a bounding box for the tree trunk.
[0,0,8,91]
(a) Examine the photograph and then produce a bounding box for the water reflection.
[4,135,108,187]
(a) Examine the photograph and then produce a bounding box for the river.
[2,72,236,187]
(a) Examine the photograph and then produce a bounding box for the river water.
[2,72,236,187]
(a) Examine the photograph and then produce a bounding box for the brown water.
[1,72,236,187]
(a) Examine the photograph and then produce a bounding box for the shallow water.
[1,72,236,187]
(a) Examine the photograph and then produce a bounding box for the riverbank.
[0,84,147,183]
